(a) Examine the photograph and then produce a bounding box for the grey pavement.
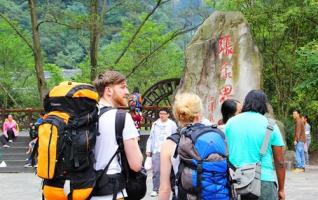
[0,166,318,200]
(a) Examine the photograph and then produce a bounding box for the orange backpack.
[37,81,98,200]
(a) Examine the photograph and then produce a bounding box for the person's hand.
[278,190,285,200]
[294,140,297,146]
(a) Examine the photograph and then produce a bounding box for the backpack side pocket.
[37,123,59,179]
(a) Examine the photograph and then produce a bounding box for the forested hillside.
[1,0,318,148]
[0,0,208,107]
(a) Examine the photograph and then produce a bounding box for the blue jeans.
[152,153,161,191]
[295,141,305,168]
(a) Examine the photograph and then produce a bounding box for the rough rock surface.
[177,11,262,123]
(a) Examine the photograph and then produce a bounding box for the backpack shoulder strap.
[185,124,226,142]
[99,109,126,176]
[115,109,133,183]
[167,132,181,158]
[167,132,181,144]
[99,106,113,119]
[115,109,126,149]
[260,118,275,157]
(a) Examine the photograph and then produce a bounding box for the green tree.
[0,20,38,108]
[206,0,318,118]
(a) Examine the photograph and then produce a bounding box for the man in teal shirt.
[225,90,285,200]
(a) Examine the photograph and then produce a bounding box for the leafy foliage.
[206,0,318,149]
[0,20,39,107]
[2,0,317,150]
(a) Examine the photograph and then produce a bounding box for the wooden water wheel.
[141,78,180,127]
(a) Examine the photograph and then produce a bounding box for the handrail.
[0,106,172,130]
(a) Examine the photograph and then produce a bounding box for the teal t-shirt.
[225,112,284,182]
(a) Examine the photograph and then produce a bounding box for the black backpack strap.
[99,106,113,118]
[167,133,181,158]
[99,106,126,145]
[95,109,126,200]
[167,132,180,199]
[167,131,189,200]
[97,106,113,138]
[114,110,127,200]
[115,109,126,149]
[99,148,121,180]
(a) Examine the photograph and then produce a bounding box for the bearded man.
[92,70,143,200]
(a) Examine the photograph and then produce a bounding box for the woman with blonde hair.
[159,93,229,200]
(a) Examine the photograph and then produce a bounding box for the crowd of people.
[0,69,314,200]
[90,70,287,200]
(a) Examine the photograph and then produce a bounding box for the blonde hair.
[173,93,203,126]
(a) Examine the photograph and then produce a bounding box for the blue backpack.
[170,123,230,200]
[131,92,142,111]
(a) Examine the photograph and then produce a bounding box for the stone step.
[1,153,29,160]
[1,146,29,154]
[5,141,29,148]
[4,159,30,167]
[11,136,31,143]
[0,165,36,173]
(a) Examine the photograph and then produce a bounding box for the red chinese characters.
[219,85,233,103]
[218,35,233,57]
[220,62,232,80]
[218,34,234,104]
[207,96,216,122]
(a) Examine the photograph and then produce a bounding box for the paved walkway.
[0,166,318,200]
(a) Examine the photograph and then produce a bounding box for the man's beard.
[113,91,128,107]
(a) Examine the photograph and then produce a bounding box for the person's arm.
[124,137,143,172]
[294,120,301,143]
[272,146,285,200]
[14,121,19,135]
[123,113,143,172]
[3,122,8,138]
[159,140,175,200]
[146,123,155,157]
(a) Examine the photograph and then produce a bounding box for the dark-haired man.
[146,109,177,197]
[292,110,306,172]
[225,90,285,200]
[92,70,143,200]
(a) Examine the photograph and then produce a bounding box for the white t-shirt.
[92,108,139,200]
[146,119,178,154]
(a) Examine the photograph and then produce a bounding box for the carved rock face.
[177,11,262,123]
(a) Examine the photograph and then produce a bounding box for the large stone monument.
[177,11,262,123]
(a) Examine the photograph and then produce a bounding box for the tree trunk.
[28,0,46,105]
[90,0,100,81]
